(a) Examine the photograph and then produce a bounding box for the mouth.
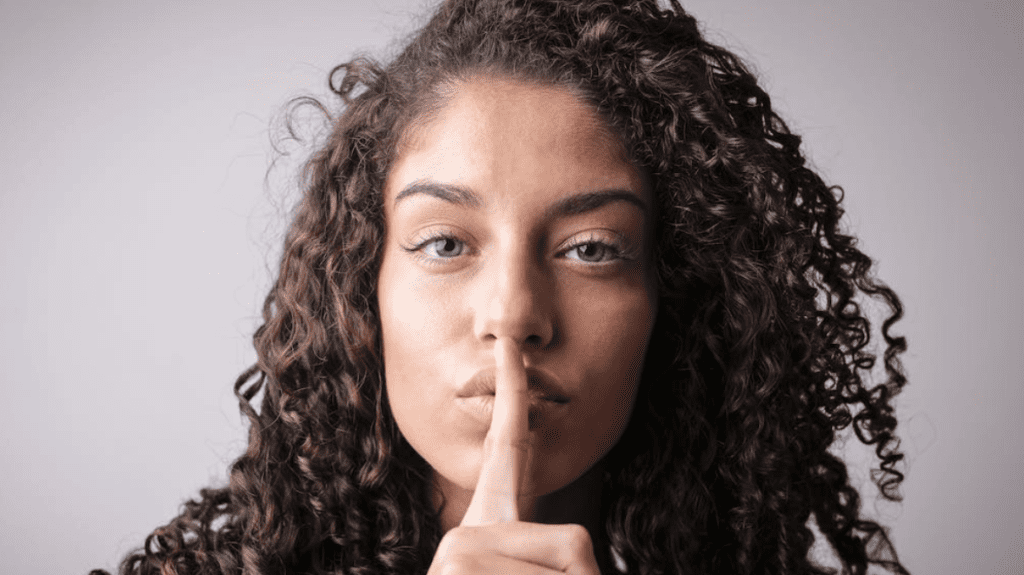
[455,368,570,428]
[456,368,570,404]
[455,393,568,429]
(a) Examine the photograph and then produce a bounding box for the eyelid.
[400,227,641,264]
[557,230,640,263]
[401,227,474,264]
[403,225,466,248]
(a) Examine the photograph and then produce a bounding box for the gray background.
[1,1,1021,574]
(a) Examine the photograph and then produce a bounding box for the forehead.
[386,75,639,202]
[429,76,620,145]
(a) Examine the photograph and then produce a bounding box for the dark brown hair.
[94,1,909,573]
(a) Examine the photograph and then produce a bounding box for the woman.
[93,0,910,573]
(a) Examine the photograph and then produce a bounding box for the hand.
[427,338,602,575]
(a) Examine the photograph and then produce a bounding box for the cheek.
[378,250,467,362]
[565,272,656,364]
[377,251,475,472]
[379,254,434,431]
[556,279,655,444]
[381,268,449,339]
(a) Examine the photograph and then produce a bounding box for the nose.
[472,242,555,348]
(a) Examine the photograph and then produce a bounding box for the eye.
[416,235,466,259]
[563,240,622,263]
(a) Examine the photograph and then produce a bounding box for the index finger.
[460,338,532,526]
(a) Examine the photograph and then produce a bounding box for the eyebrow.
[393,179,648,219]
[394,180,482,209]
[544,189,648,220]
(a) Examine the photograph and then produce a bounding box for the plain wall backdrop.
[1,1,1021,574]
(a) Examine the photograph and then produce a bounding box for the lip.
[455,367,570,429]
[456,367,570,403]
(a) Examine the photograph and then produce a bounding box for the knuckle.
[438,556,472,575]
[435,528,471,558]
[432,531,478,575]
[436,560,460,575]
[563,523,594,557]
[435,532,455,557]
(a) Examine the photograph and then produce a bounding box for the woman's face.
[377,75,657,509]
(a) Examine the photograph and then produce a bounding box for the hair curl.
[93,1,909,574]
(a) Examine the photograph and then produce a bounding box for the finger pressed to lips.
[460,338,532,526]
[454,360,570,431]
[456,367,570,403]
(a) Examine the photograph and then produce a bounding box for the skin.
[376,75,657,573]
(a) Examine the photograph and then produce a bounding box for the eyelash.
[560,233,633,264]
[406,234,469,261]
[404,231,635,266]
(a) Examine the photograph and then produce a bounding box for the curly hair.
[92,1,910,574]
